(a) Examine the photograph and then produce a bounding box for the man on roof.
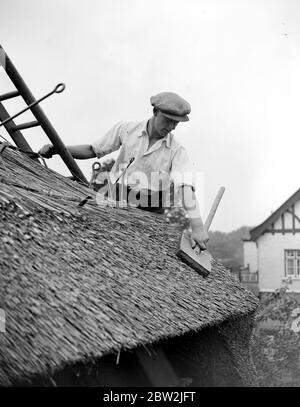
[39,92,209,250]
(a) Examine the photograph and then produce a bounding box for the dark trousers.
[106,183,165,214]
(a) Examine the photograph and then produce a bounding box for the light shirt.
[91,120,195,192]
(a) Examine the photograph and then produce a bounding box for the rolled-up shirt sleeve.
[91,121,125,158]
[170,147,196,191]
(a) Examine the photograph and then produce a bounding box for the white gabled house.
[243,188,300,295]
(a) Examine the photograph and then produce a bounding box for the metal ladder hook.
[0,83,66,128]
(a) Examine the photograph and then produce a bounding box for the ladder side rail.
[1,46,88,184]
[0,102,39,159]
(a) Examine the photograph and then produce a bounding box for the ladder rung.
[12,121,40,131]
[0,90,20,102]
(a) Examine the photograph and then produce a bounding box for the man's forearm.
[179,185,209,247]
[180,185,203,223]
[52,144,96,159]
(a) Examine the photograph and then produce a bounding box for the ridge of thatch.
[0,146,258,385]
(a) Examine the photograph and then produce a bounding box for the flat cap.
[150,92,191,122]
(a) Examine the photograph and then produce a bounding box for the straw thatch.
[0,144,258,385]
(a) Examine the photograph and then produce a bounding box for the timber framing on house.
[243,187,300,295]
[249,188,300,241]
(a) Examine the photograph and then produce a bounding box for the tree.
[251,281,300,386]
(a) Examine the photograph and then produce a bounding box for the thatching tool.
[0,83,65,128]
[89,161,102,189]
[114,157,135,184]
[176,186,225,277]
[77,163,103,206]
[105,157,135,200]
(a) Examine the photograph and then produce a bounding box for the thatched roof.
[0,145,258,385]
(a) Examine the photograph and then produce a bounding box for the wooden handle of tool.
[204,186,225,231]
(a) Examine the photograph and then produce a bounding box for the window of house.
[240,270,258,283]
[285,250,300,278]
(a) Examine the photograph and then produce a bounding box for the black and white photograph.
[0,0,300,394]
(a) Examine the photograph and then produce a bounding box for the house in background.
[243,188,300,297]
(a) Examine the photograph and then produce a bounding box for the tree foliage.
[251,283,300,387]
[206,226,250,271]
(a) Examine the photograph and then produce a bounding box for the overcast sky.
[1,0,299,231]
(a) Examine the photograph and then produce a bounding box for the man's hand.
[38,144,55,158]
[190,227,209,251]
[189,218,209,251]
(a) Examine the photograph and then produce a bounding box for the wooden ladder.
[0,44,88,184]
